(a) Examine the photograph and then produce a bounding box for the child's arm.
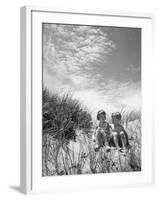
[120,125,129,142]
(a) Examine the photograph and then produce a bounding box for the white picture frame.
[20,6,155,194]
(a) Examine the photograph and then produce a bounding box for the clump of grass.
[43,88,92,143]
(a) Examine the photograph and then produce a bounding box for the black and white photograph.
[42,23,141,176]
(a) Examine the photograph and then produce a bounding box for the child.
[93,110,111,152]
[109,112,130,152]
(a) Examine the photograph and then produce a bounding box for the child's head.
[111,112,121,124]
[97,110,106,121]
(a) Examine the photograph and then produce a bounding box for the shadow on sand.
[9,185,21,193]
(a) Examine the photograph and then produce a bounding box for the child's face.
[112,117,120,124]
[99,114,105,121]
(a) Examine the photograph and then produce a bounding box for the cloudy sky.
[42,24,141,117]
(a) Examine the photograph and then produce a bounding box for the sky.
[42,24,141,118]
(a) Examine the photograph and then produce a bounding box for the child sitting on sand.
[109,112,130,152]
[93,110,111,152]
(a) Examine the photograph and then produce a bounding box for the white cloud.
[43,24,116,94]
[73,81,141,119]
[43,24,115,74]
[119,92,141,110]
[73,89,109,119]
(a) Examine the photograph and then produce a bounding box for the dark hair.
[97,110,106,120]
[111,112,122,120]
